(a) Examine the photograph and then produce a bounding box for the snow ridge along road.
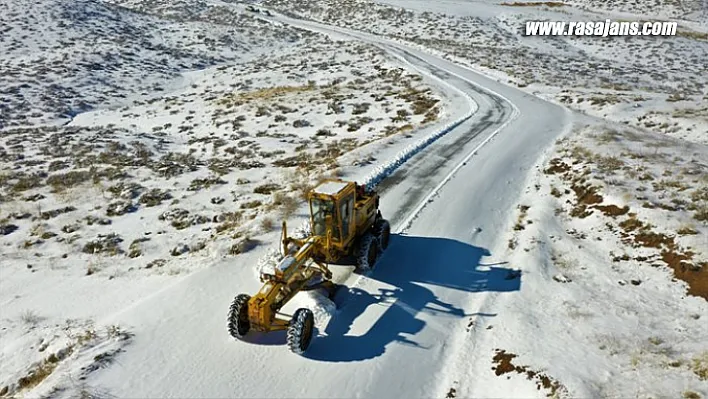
[87,6,574,399]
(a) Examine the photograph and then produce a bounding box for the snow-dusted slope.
[0,0,303,128]
[3,0,705,398]
[260,0,708,145]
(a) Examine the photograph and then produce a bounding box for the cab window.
[340,194,354,238]
[310,197,340,240]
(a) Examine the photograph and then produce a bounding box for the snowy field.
[446,122,708,398]
[1,0,707,398]
[260,0,708,145]
[0,0,456,396]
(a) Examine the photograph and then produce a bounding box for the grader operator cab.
[227,179,391,354]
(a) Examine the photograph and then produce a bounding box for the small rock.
[114,182,144,200]
[171,244,190,256]
[82,233,123,255]
[553,274,571,283]
[85,215,112,226]
[39,206,77,220]
[618,280,627,286]
[40,231,57,240]
[159,208,190,221]
[55,347,71,360]
[0,224,19,235]
[190,241,206,252]
[106,201,136,217]
[630,279,642,286]
[145,259,167,269]
[211,197,225,205]
[61,224,81,233]
[24,193,45,202]
[138,188,171,207]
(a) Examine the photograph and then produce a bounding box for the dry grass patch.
[677,30,708,41]
[215,211,243,234]
[693,204,708,222]
[269,191,300,219]
[16,356,63,392]
[240,200,262,209]
[229,236,259,255]
[217,84,316,107]
[500,1,565,7]
[595,155,624,174]
[595,130,622,144]
[254,183,281,195]
[691,351,708,380]
[514,205,530,231]
[677,225,699,235]
[20,310,44,326]
[260,217,274,231]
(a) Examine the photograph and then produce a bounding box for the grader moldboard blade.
[227,179,391,355]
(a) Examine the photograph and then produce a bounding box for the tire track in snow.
[376,77,510,225]
[253,9,520,236]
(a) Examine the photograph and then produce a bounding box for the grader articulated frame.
[227,179,391,354]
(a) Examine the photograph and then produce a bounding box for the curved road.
[91,8,573,399]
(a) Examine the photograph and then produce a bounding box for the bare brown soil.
[616,214,708,300]
[544,158,571,175]
[594,204,630,217]
[491,350,567,397]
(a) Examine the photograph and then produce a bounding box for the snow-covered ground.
[259,0,708,145]
[2,0,707,398]
[443,122,708,398]
[0,1,462,397]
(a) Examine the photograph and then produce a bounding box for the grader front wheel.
[287,308,315,354]
[227,294,251,339]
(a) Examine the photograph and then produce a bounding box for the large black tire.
[227,294,251,339]
[373,219,391,252]
[287,308,315,354]
[356,232,378,270]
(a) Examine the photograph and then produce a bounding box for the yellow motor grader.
[227,179,391,354]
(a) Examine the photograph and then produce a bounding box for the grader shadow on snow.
[302,233,521,362]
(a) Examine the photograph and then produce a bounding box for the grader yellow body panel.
[227,179,391,354]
